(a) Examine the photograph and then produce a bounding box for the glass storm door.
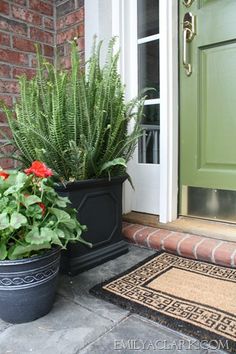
[131,0,160,215]
[180,0,236,222]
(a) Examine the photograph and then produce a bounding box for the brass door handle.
[182,13,196,77]
[183,28,192,76]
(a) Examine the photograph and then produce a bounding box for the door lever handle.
[183,28,192,76]
[182,13,196,77]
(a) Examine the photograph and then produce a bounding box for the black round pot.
[0,247,61,324]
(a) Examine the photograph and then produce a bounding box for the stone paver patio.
[0,245,228,354]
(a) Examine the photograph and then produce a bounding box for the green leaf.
[0,243,7,260]
[26,227,55,245]
[61,219,76,230]
[40,227,55,243]
[8,242,51,260]
[10,212,27,229]
[25,227,41,244]
[24,195,41,208]
[3,172,28,196]
[0,196,9,212]
[0,213,10,230]
[54,196,70,208]
[4,184,24,196]
[15,172,27,186]
[25,204,42,219]
[100,158,127,173]
[49,208,71,221]
[50,229,64,247]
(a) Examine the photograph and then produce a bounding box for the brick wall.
[0,0,55,168]
[0,0,85,169]
[56,0,84,68]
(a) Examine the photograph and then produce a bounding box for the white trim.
[144,99,160,105]
[159,0,179,222]
[137,34,160,45]
[84,0,179,223]
[84,0,99,61]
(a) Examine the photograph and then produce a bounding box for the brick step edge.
[122,222,236,268]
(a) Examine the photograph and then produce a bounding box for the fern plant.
[1,38,144,183]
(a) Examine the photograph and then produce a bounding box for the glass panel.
[137,0,159,38]
[138,105,160,164]
[138,40,159,99]
[141,104,160,125]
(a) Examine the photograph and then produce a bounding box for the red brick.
[0,158,14,169]
[29,0,53,16]
[31,56,53,68]
[178,235,203,259]
[57,0,75,18]
[134,226,156,245]
[162,232,187,253]
[123,224,147,242]
[214,242,236,267]
[0,95,13,107]
[0,32,10,47]
[13,67,36,80]
[0,64,11,78]
[77,37,84,51]
[196,239,220,262]
[148,229,172,250]
[0,95,13,106]
[56,25,84,45]
[43,17,54,30]
[0,16,27,36]
[64,37,84,54]
[57,7,84,30]
[30,27,53,45]
[12,5,42,26]
[0,1,9,16]
[59,55,71,69]
[0,126,12,140]
[0,49,28,65]
[0,80,19,94]
[43,44,54,57]
[13,37,36,53]
[0,112,7,123]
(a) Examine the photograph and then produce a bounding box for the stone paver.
[79,315,226,354]
[0,296,113,354]
[0,244,228,354]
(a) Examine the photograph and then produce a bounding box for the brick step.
[122,222,236,268]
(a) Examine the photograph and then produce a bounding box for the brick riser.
[122,222,236,268]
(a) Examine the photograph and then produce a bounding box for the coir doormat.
[90,252,236,353]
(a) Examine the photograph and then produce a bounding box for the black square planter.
[55,175,128,275]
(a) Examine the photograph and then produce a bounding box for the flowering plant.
[0,161,89,260]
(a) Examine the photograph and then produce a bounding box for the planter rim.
[54,174,128,191]
[0,246,61,266]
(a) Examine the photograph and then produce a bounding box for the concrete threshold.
[123,212,236,243]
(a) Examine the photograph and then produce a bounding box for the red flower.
[24,161,53,178]
[0,171,9,180]
[38,202,46,216]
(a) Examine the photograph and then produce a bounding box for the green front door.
[179,0,236,221]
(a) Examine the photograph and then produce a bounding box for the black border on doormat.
[90,251,236,353]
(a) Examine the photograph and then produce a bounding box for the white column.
[159,0,179,222]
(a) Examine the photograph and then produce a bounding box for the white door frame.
[85,0,178,223]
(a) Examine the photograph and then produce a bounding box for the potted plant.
[1,38,144,275]
[0,161,88,323]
